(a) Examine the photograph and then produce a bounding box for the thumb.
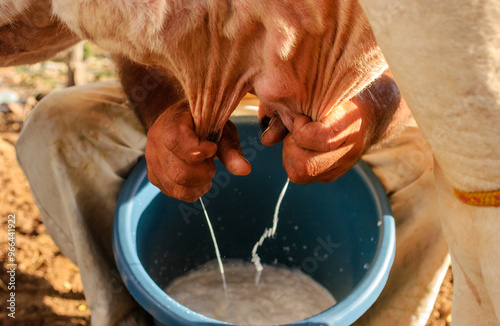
[293,102,361,152]
[217,120,251,176]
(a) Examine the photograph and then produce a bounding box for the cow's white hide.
[359,0,500,324]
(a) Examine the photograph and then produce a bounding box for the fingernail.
[240,153,250,165]
[259,115,271,132]
[260,113,280,139]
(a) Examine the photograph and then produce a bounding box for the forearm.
[114,55,185,130]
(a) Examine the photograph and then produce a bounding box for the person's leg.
[15,81,150,326]
[356,123,450,326]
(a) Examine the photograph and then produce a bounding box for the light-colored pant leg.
[355,124,450,326]
[15,81,149,326]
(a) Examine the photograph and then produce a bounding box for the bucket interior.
[135,118,383,304]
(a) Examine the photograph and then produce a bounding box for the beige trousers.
[15,80,449,326]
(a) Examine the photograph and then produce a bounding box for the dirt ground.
[0,53,453,326]
[0,118,90,325]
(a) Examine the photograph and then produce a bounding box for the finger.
[155,175,212,202]
[147,154,214,201]
[292,102,361,152]
[161,157,217,187]
[162,125,218,164]
[147,131,216,187]
[168,182,213,202]
[282,134,353,184]
[162,128,217,166]
[260,114,289,146]
[145,143,164,188]
[146,162,162,190]
[291,114,345,152]
[217,120,251,176]
[158,102,217,164]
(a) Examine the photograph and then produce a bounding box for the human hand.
[259,72,404,184]
[145,101,251,202]
[260,101,365,184]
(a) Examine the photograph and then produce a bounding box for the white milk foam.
[165,260,336,325]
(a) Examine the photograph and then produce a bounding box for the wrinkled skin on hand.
[260,102,364,184]
[259,73,404,184]
[145,102,251,202]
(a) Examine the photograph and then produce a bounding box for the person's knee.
[15,89,72,162]
[16,83,124,163]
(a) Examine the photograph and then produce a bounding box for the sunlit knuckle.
[308,158,321,177]
[324,135,338,152]
[295,157,326,179]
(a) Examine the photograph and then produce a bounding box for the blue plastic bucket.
[113,116,395,325]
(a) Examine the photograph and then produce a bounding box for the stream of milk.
[251,178,290,284]
[199,197,228,304]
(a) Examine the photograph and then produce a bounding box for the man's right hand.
[145,101,218,202]
[145,101,251,202]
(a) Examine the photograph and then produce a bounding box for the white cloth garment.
[15,80,449,326]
